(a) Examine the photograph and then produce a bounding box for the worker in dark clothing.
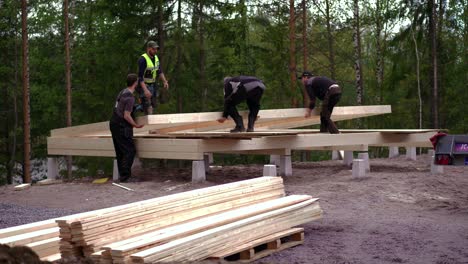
[217,76,266,132]
[299,71,342,134]
[110,74,144,182]
[136,41,169,115]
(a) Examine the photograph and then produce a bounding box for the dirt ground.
[1,154,468,264]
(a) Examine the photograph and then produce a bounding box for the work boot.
[230,116,245,133]
[230,126,246,133]
[247,115,255,132]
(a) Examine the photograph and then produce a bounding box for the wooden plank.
[199,131,436,153]
[48,148,116,157]
[36,179,62,186]
[220,149,291,155]
[0,220,57,239]
[245,105,391,130]
[73,188,284,242]
[138,204,322,263]
[48,136,204,159]
[50,121,110,137]
[130,199,320,262]
[49,106,391,137]
[71,179,283,227]
[40,253,62,262]
[108,196,312,257]
[57,177,282,224]
[26,237,60,252]
[94,195,281,250]
[49,131,434,159]
[14,183,31,191]
[258,128,442,134]
[166,208,320,263]
[299,144,368,151]
[152,120,226,134]
[0,227,59,246]
[136,151,204,160]
[77,187,284,236]
[112,183,134,191]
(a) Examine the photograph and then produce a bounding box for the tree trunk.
[174,0,183,113]
[197,1,207,111]
[325,0,336,80]
[429,0,439,128]
[411,26,422,129]
[64,0,73,180]
[375,0,384,103]
[7,23,20,185]
[353,0,363,106]
[289,0,297,107]
[301,0,310,108]
[239,0,248,72]
[437,0,445,127]
[157,0,165,57]
[21,0,31,183]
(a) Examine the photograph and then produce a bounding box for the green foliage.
[0,0,466,183]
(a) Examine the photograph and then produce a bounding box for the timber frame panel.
[47,105,438,161]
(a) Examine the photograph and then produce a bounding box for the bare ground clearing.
[1,154,467,264]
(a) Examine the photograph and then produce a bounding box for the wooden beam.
[107,196,312,258]
[14,183,31,191]
[130,200,321,262]
[199,131,436,153]
[49,106,391,137]
[0,227,59,246]
[0,220,57,239]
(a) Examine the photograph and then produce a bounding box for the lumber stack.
[105,195,321,263]
[64,177,322,263]
[55,176,286,258]
[0,177,322,263]
[0,219,61,261]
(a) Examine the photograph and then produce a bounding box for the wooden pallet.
[209,228,304,263]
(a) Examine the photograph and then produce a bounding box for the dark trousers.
[136,83,158,114]
[110,121,136,181]
[225,87,263,129]
[320,91,341,134]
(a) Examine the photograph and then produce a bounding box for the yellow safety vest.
[142,53,159,83]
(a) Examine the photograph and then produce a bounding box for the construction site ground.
[1,154,468,264]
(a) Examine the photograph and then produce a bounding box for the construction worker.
[137,40,169,115]
[110,74,144,182]
[217,76,266,132]
[299,71,342,134]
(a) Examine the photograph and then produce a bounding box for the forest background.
[0,0,466,184]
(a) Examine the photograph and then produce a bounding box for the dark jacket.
[305,76,338,109]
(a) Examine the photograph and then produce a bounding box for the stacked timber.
[55,176,286,258]
[0,177,322,263]
[0,219,61,261]
[105,195,320,263]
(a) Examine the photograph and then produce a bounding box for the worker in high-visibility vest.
[217,76,266,133]
[137,41,169,114]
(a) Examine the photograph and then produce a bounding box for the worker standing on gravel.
[217,76,266,133]
[137,41,169,115]
[299,71,342,134]
[110,74,144,182]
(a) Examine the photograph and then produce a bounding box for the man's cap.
[298,71,314,79]
[147,41,159,49]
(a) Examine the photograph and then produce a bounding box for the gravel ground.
[1,154,467,264]
[0,203,78,229]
